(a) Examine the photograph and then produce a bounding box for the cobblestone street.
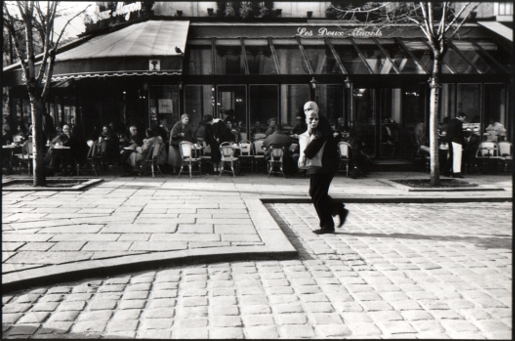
[2,201,512,339]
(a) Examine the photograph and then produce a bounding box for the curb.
[2,178,103,191]
[2,198,298,294]
[260,196,513,203]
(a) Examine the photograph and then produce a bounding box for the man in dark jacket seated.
[46,124,87,175]
[120,125,144,175]
[263,124,294,173]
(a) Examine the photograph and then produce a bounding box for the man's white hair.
[304,101,319,113]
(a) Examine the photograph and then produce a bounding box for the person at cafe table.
[45,124,84,175]
[120,125,144,176]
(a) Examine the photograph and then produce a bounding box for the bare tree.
[3,1,88,186]
[329,2,479,186]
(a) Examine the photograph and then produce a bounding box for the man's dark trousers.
[309,171,340,229]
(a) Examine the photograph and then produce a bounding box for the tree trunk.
[428,57,442,186]
[28,92,47,187]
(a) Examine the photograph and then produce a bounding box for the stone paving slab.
[1,201,511,339]
[2,172,511,290]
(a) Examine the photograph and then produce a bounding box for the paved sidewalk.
[2,172,511,291]
[1,198,512,338]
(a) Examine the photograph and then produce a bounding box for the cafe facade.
[3,2,512,160]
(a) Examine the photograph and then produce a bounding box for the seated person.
[120,125,143,170]
[124,128,166,175]
[263,124,294,173]
[98,125,119,158]
[3,125,13,145]
[46,124,86,175]
[291,114,307,138]
[463,129,481,165]
[485,119,506,142]
[414,122,430,156]
[194,120,206,144]
[13,124,28,144]
[334,123,350,144]
[265,118,277,136]
[344,128,372,178]
[226,119,240,143]
[251,121,265,139]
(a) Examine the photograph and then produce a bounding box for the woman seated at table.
[124,128,166,174]
[97,125,119,158]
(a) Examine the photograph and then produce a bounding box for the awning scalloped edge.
[43,70,182,82]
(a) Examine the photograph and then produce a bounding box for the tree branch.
[446,2,480,40]
[427,2,435,36]
[419,2,434,36]
[3,3,30,80]
[436,2,447,36]
[36,2,57,85]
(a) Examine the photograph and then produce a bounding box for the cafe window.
[272,39,310,75]
[377,38,426,74]
[439,84,456,123]
[353,38,394,74]
[215,39,245,75]
[300,39,341,74]
[244,39,278,75]
[457,84,481,122]
[315,84,344,125]
[185,45,213,75]
[402,39,454,74]
[403,84,427,126]
[149,85,180,127]
[22,99,31,125]
[484,83,507,129]
[330,39,371,74]
[452,41,497,74]
[443,47,478,74]
[250,85,278,127]
[474,40,511,70]
[280,85,310,127]
[184,85,215,129]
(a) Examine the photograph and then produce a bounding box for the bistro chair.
[81,140,100,176]
[238,140,254,173]
[219,142,238,177]
[15,141,34,175]
[497,141,513,173]
[178,141,202,179]
[139,143,164,178]
[253,139,266,173]
[253,133,266,140]
[337,141,351,177]
[475,141,500,173]
[267,145,286,178]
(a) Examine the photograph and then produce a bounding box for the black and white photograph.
[2,1,512,339]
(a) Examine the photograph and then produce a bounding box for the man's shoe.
[337,205,349,228]
[452,173,464,178]
[313,228,335,235]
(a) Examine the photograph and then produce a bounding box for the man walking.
[444,112,467,178]
[298,101,348,234]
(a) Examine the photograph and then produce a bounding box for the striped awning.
[4,20,190,84]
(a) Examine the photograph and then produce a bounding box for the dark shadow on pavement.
[333,232,512,250]
[265,204,314,261]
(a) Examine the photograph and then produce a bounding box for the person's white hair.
[304,101,319,113]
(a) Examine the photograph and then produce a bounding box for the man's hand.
[298,154,306,169]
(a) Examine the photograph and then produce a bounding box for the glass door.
[378,88,402,159]
[217,85,247,139]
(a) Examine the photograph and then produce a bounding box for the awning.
[477,21,513,42]
[4,20,190,85]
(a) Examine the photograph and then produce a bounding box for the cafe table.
[2,144,22,173]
